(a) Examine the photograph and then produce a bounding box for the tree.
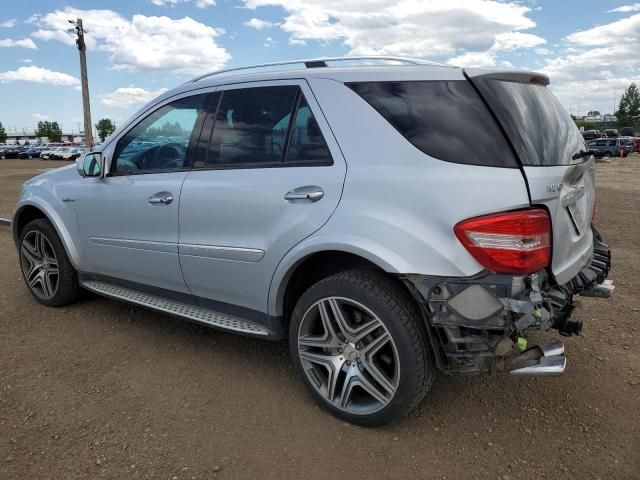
[95,118,116,142]
[616,83,640,129]
[35,120,52,138]
[35,121,64,142]
[0,122,6,143]
[34,121,63,141]
[49,122,63,142]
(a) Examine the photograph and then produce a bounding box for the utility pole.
[69,18,93,150]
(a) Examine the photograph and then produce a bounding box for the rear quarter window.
[347,81,517,168]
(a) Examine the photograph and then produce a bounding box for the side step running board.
[508,341,567,377]
[82,280,270,337]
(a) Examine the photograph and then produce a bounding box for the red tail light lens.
[454,209,551,275]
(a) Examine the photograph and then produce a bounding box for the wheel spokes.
[298,296,400,414]
[21,230,58,300]
[299,350,345,403]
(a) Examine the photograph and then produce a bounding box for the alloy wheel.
[297,297,400,415]
[20,230,59,300]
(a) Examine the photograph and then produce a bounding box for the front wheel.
[19,218,82,307]
[289,270,434,426]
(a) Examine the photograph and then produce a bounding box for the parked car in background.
[18,147,42,159]
[603,129,618,138]
[1,145,28,159]
[620,127,635,137]
[588,138,627,158]
[582,130,600,141]
[41,147,66,160]
[635,137,640,153]
[59,147,84,161]
[619,137,635,156]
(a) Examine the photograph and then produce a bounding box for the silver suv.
[12,57,613,426]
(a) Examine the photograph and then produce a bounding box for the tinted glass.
[113,94,206,174]
[285,96,333,164]
[348,81,517,168]
[473,79,587,166]
[207,86,298,167]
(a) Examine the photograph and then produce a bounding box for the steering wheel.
[150,143,186,170]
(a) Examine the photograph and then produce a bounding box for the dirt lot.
[0,158,638,480]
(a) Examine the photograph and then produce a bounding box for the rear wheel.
[289,270,434,426]
[19,218,82,307]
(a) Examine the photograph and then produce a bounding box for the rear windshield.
[347,81,518,168]
[472,78,586,166]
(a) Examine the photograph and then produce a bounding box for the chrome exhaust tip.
[508,341,567,377]
[580,279,615,299]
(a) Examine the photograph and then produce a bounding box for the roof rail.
[189,56,448,83]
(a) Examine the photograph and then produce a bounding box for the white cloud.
[607,3,640,13]
[150,0,215,7]
[542,13,640,113]
[31,7,230,75]
[151,0,189,6]
[0,66,80,86]
[245,17,276,29]
[0,38,37,49]
[32,113,50,120]
[1,18,17,28]
[21,58,32,63]
[100,87,169,108]
[449,31,545,67]
[243,0,541,61]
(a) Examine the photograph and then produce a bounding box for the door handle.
[148,192,174,205]
[284,186,324,203]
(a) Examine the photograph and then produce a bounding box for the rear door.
[178,80,346,313]
[468,71,596,284]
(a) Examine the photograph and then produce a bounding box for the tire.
[18,218,82,307]
[604,152,612,158]
[289,269,434,426]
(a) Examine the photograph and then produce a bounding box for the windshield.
[472,78,587,166]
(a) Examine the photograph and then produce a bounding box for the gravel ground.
[0,158,638,480]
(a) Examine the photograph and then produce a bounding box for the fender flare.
[12,200,83,270]
[267,234,418,317]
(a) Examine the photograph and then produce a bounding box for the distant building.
[603,114,617,123]
[3,131,88,145]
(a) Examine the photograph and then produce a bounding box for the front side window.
[113,94,206,175]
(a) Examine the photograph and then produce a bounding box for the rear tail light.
[454,209,551,275]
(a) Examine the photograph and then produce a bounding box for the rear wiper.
[572,150,595,160]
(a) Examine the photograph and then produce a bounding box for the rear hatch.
[466,70,596,284]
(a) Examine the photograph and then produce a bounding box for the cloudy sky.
[0,0,638,134]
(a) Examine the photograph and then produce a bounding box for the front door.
[75,93,209,292]
[178,81,346,313]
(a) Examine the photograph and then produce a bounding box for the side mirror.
[77,152,104,178]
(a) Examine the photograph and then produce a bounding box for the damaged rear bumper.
[402,227,613,375]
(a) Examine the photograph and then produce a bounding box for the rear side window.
[347,81,517,168]
[286,96,332,165]
[207,86,296,167]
